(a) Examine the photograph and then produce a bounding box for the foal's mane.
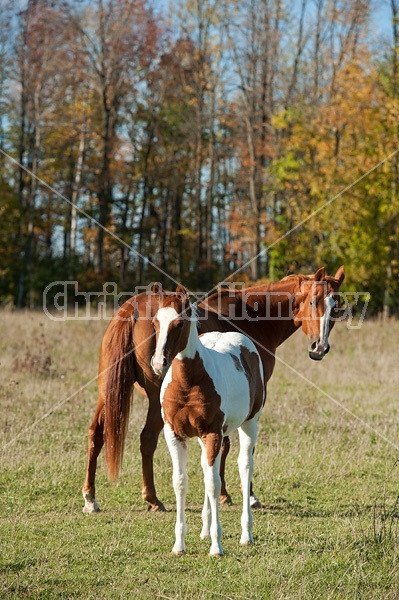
[187,302,199,324]
[161,294,199,325]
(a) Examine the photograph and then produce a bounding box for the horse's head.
[294,266,345,361]
[151,283,193,377]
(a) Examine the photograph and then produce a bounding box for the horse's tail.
[104,300,137,483]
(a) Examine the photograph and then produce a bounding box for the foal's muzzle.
[151,355,169,377]
[308,340,330,361]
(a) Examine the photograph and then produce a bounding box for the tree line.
[0,0,398,313]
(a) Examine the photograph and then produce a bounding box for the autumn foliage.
[0,0,398,313]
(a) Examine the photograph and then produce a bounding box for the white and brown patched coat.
[160,326,265,467]
[152,290,265,556]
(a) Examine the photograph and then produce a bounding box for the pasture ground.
[1,310,399,599]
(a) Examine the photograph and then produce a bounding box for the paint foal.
[82,266,345,514]
[152,285,265,555]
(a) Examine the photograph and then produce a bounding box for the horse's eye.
[177,321,185,328]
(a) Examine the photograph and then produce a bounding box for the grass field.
[1,309,399,599]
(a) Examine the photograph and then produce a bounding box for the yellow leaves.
[271,108,301,131]
[271,110,289,130]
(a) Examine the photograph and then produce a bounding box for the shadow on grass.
[259,498,378,519]
[1,558,37,574]
[178,498,380,519]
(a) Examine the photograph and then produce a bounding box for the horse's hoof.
[172,549,186,556]
[219,494,232,506]
[82,494,101,514]
[250,494,262,509]
[147,501,166,512]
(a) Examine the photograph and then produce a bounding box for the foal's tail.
[104,300,137,482]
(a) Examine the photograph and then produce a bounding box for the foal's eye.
[177,321,185,328]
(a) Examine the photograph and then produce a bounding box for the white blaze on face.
[153,307,179,365]
[320,293,335,348]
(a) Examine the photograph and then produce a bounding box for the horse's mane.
[204,279,295,301]
[279,273,340,285]
[202,271,340,305]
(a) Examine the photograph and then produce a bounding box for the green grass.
[1,311,399,598]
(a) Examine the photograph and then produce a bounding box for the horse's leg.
[164,423,188,555]
[140,393,166,512]
[82,398,104,513]
[237,418,258,545]
[219,436,232,505]
[199,438,223,556]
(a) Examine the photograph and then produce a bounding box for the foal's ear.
[314,267,326,281]
[152,282,163,299]
[334,265,345,286]
[176,284,189,301]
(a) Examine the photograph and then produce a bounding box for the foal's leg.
[221,438,260,508]
[164,423,188,555]
[140,392,166,512]
[199,438,223,556]
[237,418,258,545]
[199,440,211,540]
[249,453,262,509]
[82,397,104,513]
[219,436,232,505]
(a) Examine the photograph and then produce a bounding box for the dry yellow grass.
[1,310,399,598]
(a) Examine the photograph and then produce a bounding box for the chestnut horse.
[82,266,344,513]
[152,285,265,555]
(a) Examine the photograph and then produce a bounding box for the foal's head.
[151,284,193,377]
[294,266,345,361]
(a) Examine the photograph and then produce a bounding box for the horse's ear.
[314,267,326,281]
[152,283,163,299]
[334,265,345,285]
[176,284,189,300]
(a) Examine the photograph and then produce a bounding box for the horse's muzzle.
[308,340,330,361]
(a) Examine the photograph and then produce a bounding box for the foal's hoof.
[250,494,262,509]
[219,493,232,506]
[147,500,166,512]
[240,537,254,546]
[82,494,101,514]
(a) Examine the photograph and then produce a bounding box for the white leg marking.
[237,418,258,546]
[199,438,223,556]
[164,423,188,555]
[82,493,100,514]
